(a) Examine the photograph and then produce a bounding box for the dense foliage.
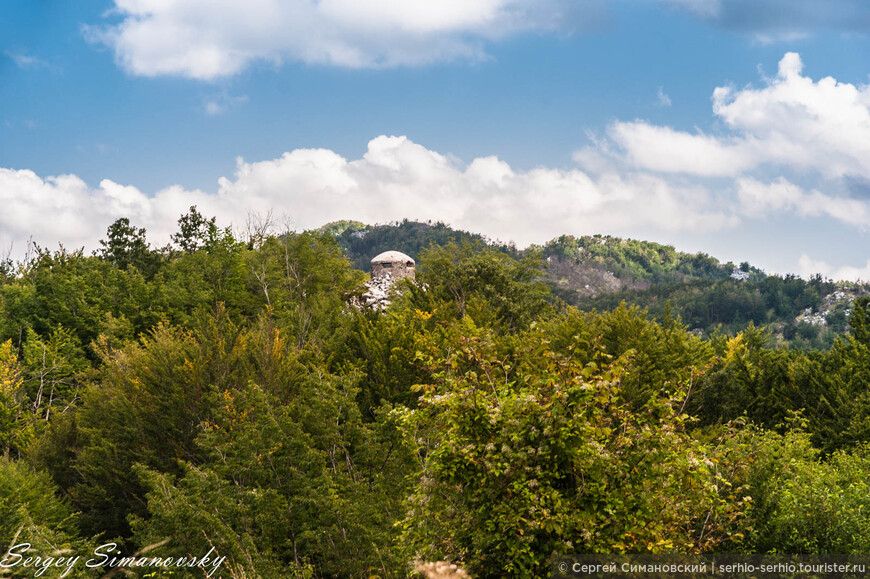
[2,215,870,577]
[325,219,518,271]
[541,234,737,284]
[574,275,841,344]
[330,225,857,349]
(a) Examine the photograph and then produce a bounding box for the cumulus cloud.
[573,53,870,231]
[798,255,870,283]
[88,0,595,79]
[0,168,214,256]
[604,122,755,177]
[736,177,870,226]
[0,135,736,257]
[602,53,870,180]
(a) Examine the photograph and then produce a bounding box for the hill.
[322,220,869,349]
[320,219,518,271]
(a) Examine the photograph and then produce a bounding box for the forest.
[3,211,870,577]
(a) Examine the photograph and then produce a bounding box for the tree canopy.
[0,216,868,577]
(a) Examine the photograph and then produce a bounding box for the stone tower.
[370,250,415,281]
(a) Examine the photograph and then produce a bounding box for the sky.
[2,0,870,280]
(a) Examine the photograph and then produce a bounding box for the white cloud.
[5,50,49,70]
[89,0,870,79]
[602,53,870,180]
[574,52,870,232]
[656,86,672,107]
[89,0,588,79]
[606,121,755,177]
[0,135,735,257]
[203,93,248,115]
[0,168,237,257]
[204,102,223,116]
[736,177,870,227]
[211,136,736,244]
[0,169,146,254]
[798,254,870,283]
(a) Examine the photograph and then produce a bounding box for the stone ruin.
[371,250,416,281]
[362,250,415,309]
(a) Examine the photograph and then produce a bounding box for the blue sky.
[2,0,870,280]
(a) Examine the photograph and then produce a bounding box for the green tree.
[413,241,552,331]
[0,340,31,458]
[0,458,96,578]
[67,318,226,537]
[131,331,413,576]
[247,232,365,350]
[22,327,88,422]
[736,426,870,554]
[97,217,159,275]
[850,297,870,346]
[401,318,747,576]
[161,226,251,325]
[0,247,163,357]
[171,205,217,253]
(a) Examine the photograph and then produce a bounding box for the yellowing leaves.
[414,309,433,321]
[724,334,746,363]
[0,340,21,396]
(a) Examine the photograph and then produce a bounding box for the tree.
[401,318,747,576]
[68,321,215,537]
[161,226,251,325]
[97,217,157,275]
[247,232,366,350]
[22,327,87,422]
[850,297,870,347]
[172,205,217,253]
[131,324,414,576]
[414,241,552,331]
[0,340,30,458]
[737,426,870,554]
[0,246,163,357]
[0,458,96,578]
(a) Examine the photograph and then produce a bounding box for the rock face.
[730,268,750,281]
[546,256,648,298]
[362,250,415,309]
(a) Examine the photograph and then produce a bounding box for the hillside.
[320,219,519,271]
[323,220,869,349]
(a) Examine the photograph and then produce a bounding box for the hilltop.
[321,219,869,349]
